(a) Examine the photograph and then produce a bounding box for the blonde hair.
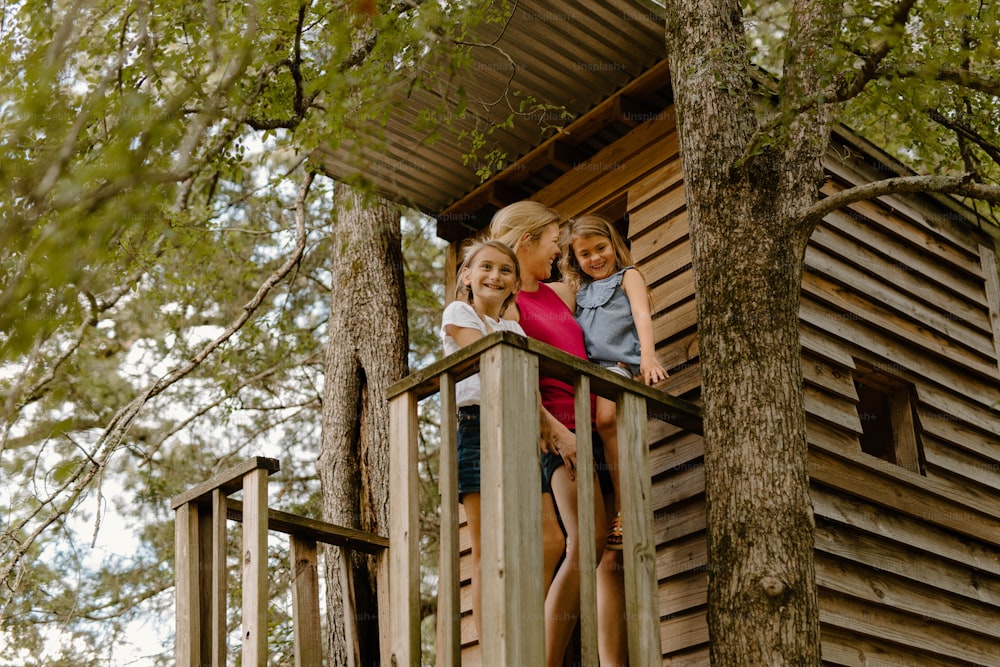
[488,201,561,252]
[559,214,636,292]
[454,239,522,316]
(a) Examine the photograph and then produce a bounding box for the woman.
[490,200,628,667]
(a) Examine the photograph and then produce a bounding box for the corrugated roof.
[314,0,669,216]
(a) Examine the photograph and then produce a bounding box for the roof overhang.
[313,0,670,234]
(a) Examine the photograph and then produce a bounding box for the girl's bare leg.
[544,467,607,667]
[597,489,628,666]
[541,492,565,594]
[462,494,484,643]
[596,396,620,513]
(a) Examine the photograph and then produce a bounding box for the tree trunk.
[664,1,839,663]
[319,184,408,666]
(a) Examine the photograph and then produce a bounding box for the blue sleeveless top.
[575,267,641,369]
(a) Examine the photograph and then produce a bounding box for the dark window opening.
[853,365,925,475]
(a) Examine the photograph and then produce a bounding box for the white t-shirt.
[441,300,525,407]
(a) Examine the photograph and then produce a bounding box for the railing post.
[574,375,600,666]
[242,467,270,667]
[437,373,461,667]
[210,488,227,667]
[290,535,323,667]
[479,342,545,666]
[388,391,421,666]
[618,390,663,666]
[175,501,202,667]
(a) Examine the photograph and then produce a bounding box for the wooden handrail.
[171,456,280,509]
[224,499,389,553]
[386,330,704,434]
[173,457,388,667]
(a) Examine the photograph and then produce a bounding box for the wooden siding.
[449,103,1000,664]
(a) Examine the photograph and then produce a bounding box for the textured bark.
[319,184,408,666]
[663,1,840,664]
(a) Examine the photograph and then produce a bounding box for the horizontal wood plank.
[810,220,992,334]
[171,457,280,509]
[629,182,687,238]
[818,591,1000,665]
[814,519,1000,608]
[627,150,684,212]
[822,163,986,278]
[802,272,999,379]
[820,624,974,667]
[800,298,1000,405]
[811,486,1000,576]
[805,243,995,357]
[225,499,388,553]
[922,434,1000,494]
[804,384,863,435]
[816,554,1000,640]
[810,445,1000,547]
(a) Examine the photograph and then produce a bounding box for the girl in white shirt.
[440,239,526,644]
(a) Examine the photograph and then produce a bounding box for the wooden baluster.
[617,390,662,666]
[479,342,545,666]
[437,373,461,666]
[291,535,322,667]
[388,391,421,666]
[574,375,600,666]
[242,467,270,667]
[175,501,202,667]
[210,489,227,667]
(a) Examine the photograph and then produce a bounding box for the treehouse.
[175,1,1000,665]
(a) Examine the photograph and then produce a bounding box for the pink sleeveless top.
[516,282,595,428]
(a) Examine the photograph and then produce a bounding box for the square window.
[853,364,924,475]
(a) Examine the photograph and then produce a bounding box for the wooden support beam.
[224,500,388,553]
[980,242,1000,378]
[479,343,545,666]
[386,332,703,435]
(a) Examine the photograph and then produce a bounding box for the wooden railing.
[385,331,703,666]
[171,457,389,667]
[171,333,702,666]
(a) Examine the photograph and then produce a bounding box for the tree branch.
[740,0,918,164]
[930,108,1000,170]
[0,169,314,598]
[897,64,1000,97]
[831,0,918,102]
[800,173,1000,226]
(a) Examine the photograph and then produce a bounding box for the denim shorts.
[456,406,551,501]
[540,429,614,496]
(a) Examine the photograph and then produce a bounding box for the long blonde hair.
[488,201,561,252]
[559,214,636,292]
[453,239,522,316]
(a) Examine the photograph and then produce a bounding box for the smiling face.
[517,221,562,283]
[571,234,618,281]
[461,245,520,317]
